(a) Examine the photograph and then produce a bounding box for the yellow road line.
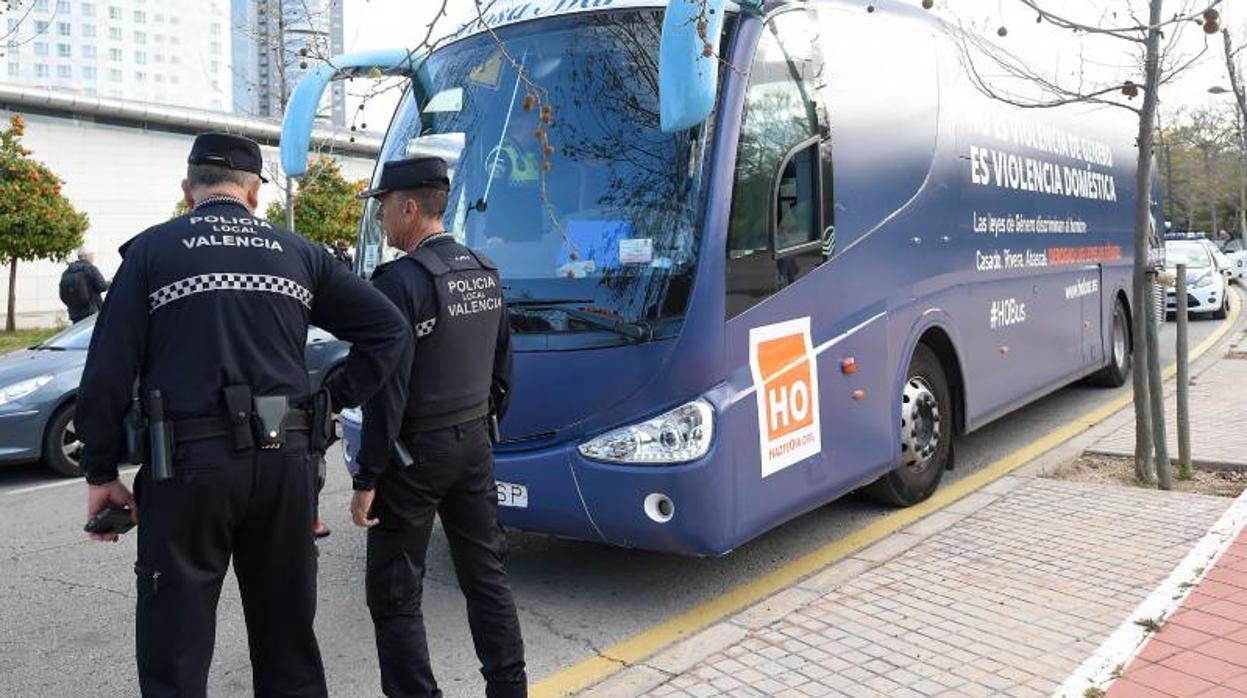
[532,296,1241,697]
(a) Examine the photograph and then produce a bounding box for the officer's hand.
[351,490,379,528]
[86,480,137,543]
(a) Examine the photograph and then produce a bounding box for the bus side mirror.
[659,0,729,133]
[280,49,421,178]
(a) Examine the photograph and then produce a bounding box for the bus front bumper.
[339,410,731,555]
[493,444,731,556]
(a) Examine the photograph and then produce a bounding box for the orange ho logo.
[749,318,821,477]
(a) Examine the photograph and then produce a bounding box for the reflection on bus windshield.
[363,10,714,335]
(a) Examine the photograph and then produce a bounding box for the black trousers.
[366,418,526,698]
[133,433,326,698]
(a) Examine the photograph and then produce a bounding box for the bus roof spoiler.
[280,49,421,178]
[659,0,731,133]
[283,0,755,167]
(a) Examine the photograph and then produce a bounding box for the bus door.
[722,7,891,538]
[1082,263,1104,366]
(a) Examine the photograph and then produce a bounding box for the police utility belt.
[126,385,336,482]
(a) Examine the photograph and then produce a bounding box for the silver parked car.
[0,316,350,477]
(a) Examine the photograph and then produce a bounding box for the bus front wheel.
[866,345,950,507]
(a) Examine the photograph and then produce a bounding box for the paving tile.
[1187,591,1225,610]
[855,533,924,563]
[1205,568,1247,591]
[1201,600,1247,626]
[1198,638,1247,669]
[1154,623,1217,650]
[648,624,751,676]
[904,511,967,538]
[588,666,672,697]
[1217,671,1247,690]
[1137,639,1185,664]
[735,588,820,631]
[1104,678,1173,698]
[1194,687,1247,698]
[1160,650,1247,683]
[798,555,877,593]
[1202,581,1247,600]
[941,491,998,516]
[1171,609,1246,637]
[1125,661,1217,696]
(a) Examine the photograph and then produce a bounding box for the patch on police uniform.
[148,272,313,312]
[446,273,502,318]
[414,317,438,338]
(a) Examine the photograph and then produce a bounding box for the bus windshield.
[361,10,715,338]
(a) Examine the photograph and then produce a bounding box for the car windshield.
[1165,242,1212,269]
[359,10,714,338]
[36,317,95,350]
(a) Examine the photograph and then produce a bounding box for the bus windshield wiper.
[506,297,595,307]
[506,298,652,341]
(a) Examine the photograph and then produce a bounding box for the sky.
[337,0,1244,134]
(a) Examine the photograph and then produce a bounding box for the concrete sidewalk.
[582,329,1247,696]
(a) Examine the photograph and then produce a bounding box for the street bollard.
[1176,264,1192,480]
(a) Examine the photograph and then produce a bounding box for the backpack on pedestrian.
[59,265,90,310]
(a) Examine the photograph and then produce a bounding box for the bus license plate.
[496,481,528,508]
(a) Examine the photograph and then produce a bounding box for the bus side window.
[726,10,827,320]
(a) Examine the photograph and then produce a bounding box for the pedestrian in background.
[59,246,110,323]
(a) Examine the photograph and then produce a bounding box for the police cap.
[357,157,450,200]
[187,132,269,183]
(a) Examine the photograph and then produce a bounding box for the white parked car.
[1200,239,1237,283]
[1219,238,1247,282]
[1165,240,1230,320]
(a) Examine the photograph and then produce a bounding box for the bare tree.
[1159,107,1241,233]
[0,0,59,57]
[1174,106,1236,234]
[937,0,1224,488]
[1221,27,1247,239]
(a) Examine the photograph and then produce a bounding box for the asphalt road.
[0,306,1235,697]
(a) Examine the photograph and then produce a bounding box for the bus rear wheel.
[1089,298,1131,388]
[865,345,950,507]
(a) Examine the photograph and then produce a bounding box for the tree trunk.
[1131,0,1167,485]
[6,257,16,333]
[1147,275,1171,489]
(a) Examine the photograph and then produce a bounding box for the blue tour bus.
[280,0,1143,556]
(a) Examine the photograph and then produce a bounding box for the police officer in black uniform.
[78,133,413,697]
[351,157,526,697]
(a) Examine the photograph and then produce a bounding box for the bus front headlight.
[578,399,714,465]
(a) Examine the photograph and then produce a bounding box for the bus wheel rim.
[900,376,940,472]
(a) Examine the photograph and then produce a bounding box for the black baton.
[148,390,174,482]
